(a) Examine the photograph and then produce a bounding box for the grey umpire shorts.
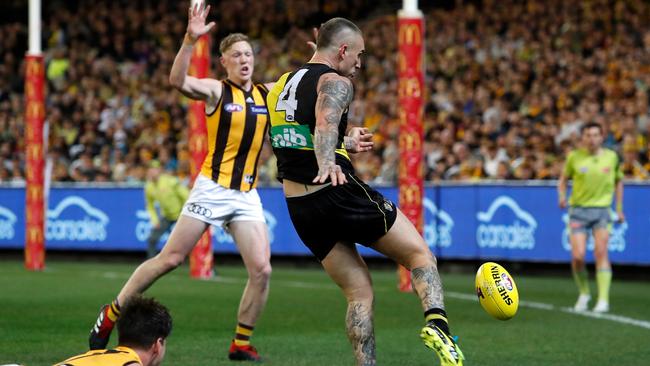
[568,207,611,234]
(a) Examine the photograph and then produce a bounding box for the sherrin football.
[475,262,519,320]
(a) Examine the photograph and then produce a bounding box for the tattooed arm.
[313,73,354,185]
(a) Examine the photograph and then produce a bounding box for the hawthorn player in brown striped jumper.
[88,2,272,362]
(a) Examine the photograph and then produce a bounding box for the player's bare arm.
[344,127,373,153]
[313,73,353,185]
[169,2,221,104]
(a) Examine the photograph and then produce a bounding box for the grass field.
[1,260,649,365]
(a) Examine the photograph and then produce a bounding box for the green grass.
[1,260,649,365]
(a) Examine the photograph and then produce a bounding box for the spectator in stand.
[0,0,649,184]
[70,151,97,182]
[621,145,648,180]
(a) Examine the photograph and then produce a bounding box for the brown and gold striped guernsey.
[54,346,142,366]
[200,80,269,191]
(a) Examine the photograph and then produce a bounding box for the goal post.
[188,0,214,279]
[25,0,46,271]
[397,0,424,292]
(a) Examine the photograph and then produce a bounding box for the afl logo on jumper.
[187,203,212,218]
[224,103,244,113]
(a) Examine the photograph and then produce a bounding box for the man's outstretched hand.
[344,127,374,153]
[187,1,215,42]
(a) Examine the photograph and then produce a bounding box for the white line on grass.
[445,291,650,330]
[559,307,650,329]
[208,277,650,330]
[97,271,650,330]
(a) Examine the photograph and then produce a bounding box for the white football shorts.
[181,174,265,228]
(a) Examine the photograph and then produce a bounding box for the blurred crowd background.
[1,0,649,185]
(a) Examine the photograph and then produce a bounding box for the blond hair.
[219,33,250,55]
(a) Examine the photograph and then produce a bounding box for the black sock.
[425,308,450,335]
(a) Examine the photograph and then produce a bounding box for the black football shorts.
[285,174,398,261]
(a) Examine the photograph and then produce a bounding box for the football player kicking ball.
[267,17,464,365]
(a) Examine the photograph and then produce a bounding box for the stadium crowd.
[1,0,649,185]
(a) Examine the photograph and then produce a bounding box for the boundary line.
[446,291,650,330]
[97,271,650,330]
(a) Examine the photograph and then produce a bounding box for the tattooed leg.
[321,243,376,365]
[346,301,376,366]
[411,266,445,311]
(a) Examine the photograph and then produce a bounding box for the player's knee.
[249,262,272,286]
[407,248,436,270]
[345,283,373,304]
[572,255,585,268]
[593,246,608,260]
[158,252,185,271]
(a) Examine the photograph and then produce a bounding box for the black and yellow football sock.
[234,323,254,347]
[107,300,121,322]
[425,308,450,335]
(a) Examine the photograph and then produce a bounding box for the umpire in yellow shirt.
[144,161,189,258]
[558,122,624,313]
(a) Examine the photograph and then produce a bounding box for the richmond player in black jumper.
[267,17,464,366]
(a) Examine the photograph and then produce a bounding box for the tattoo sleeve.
[314,77,353,171]
[345,301,376,366]
[412,266,446,310]
[344,136,355,151]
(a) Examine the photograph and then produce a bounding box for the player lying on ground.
[58,296,171,366]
